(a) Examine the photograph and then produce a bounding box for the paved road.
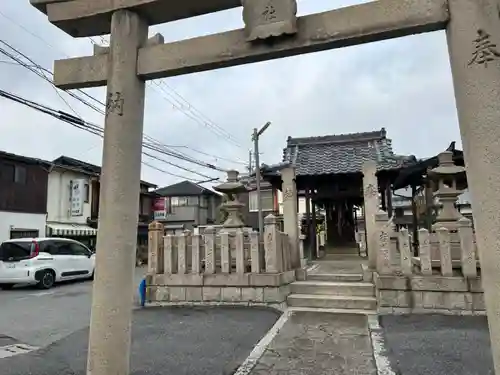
[0,268,280,374]
[0,306,279,375]
[0,267,147,348]
[381,314,494,375]
[250,312,377,375]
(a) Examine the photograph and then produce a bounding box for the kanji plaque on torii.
[30,0,500,374]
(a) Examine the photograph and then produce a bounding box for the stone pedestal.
[447,0,500,371]
[432,186,464,231]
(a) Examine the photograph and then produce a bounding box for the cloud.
[0,0,462,188]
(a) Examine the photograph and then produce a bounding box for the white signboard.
[70,179,85,217]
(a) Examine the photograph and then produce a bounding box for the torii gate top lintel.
[30,0,242,37]
[30,0,449,90]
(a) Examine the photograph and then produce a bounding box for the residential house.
[239,173,279,230]
[153,180,222,231]
[52,156,157,246]
[45,161,99,248]
[0,150,51,242]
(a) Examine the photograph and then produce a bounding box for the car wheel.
[37,270,55,289]
[0,284,14,290]
[89,270,95,280]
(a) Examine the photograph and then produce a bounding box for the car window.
[41,241,58,255]
[70,243,90,256]
[55,241,73,256]
[0,241,33,261]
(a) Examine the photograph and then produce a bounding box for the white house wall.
[47,170,92,224]
[0,212,46,243]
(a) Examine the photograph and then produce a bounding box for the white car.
[0,237,95,290]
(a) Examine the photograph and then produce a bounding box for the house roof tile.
[53,155,157,188]
[155,180,220,197]
[283,128,415,176]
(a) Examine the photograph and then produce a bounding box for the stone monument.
[429,151,465,231]
[214,170,249,229]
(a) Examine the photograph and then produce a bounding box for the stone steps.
[287,294,377,310]
[291,281,374,296]
[287,306,376,315]
[307,273,364,282]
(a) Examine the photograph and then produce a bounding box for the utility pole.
[248,150,253,174]
[252,121,271,236]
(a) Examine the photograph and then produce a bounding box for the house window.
[200,196,208,208]
[187,196,199,206]
[0,163,14,181]
[171,196,188,207]
[14,166,27,184]
[84,183,90,203]
[249,190,274,212]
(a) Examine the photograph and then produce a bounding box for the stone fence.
[373,211,484,315]
[146,214,301,307]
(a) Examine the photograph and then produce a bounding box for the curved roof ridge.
[286,128,387,146]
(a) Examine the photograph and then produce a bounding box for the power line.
[0,88,221,182]
[0,39,245,168]
[0,41,230,174]
[0,11,245,153]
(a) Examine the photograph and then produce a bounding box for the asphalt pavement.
[381,314,494,375]
[0,267,147,347]
[1,272,497,375]
[0,269,280,375]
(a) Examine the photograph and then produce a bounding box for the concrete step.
[287,294,377,310]
[307,273,363,282]
[288,306,377,315]
[290,281,374,297]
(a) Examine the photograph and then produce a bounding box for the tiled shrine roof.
[283,128,416,177]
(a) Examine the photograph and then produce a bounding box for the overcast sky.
[0,0,461,188]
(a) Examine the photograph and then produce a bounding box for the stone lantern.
[429,151,466,231]
[214,170,249,229]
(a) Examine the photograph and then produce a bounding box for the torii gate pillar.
[86,10,147,375]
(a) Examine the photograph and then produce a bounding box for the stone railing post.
[204,226,216,274]
[436,227,453,277]
[191,232,202,274]
[264,214,283,273]
[148,221,164,274]
[164,234,176,274]
[398,228,412,276]
[418,228,432,275]
[458,217,477,278]
[375,210,391,274]
[298,234,306,267]
[220,231,231,273]
[235,230,245,274]
[250,231,261,273]
[177,230,189,274]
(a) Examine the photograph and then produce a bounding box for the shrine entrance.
[263,128,407,259]
[32,0,500,374]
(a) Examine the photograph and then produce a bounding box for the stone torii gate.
[31,0,500,374]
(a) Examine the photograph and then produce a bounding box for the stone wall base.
[147,284,292,304]
[375,272,485,315]
[146,301,287,312]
